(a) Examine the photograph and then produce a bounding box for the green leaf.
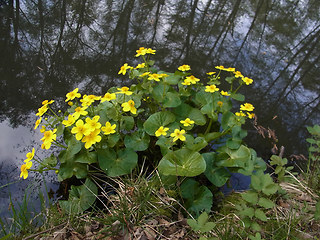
[201,102,219,120]
[257,197,275,209]
[65,135,82,159]
[239,207,255,218]
[251,222,261,231]
[97,148,138,177]
[187,218,198,230]
[251,172,278,195]
[203,152,230,187]
[163,73,181,85]
[221,111,241,130]
[216,145,251,168]
[226,138,242,149]
[195,90,213,106]
[241,191,258,205]
[56,124,64,137]
[174,103,206,126]
[204,132,221,142]
[107,133,120,147]
[230,93,245,101]
[121,116,135,130]
[181,179,213,216]
[249,232,262,240]
[254,209,268,221]
[158,149,206,177]
[58,150,88,181]
[185,137,208,152]
[59,178,97,214]
[156,136,172,156]
[144,111,176,135]
[225,76,236,84]
[75,150,98,164]
[163,92,181,108]
[124,131,150,151]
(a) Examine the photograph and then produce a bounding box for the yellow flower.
[41,129,57,150]
[224,67,236,72]
[71,119,91,140]
[206,72,216,75]
[242,77,253,85]
[170,129,186,142]
[36,105,48,117]
[180,118,195,127]
[72,106,88,120]
[101,122,117,135]
[234,71,243,78]
[205,84,219,93]
[221,91,230,96]
[235,111,246,117]
[20,161,32,179]
[62,114,76,127]
[42,100,54,106]
[185,75,200,84]
[247,112,255,119]
[217,101,223,107]
[118,63,131,75]
[155,126,169,137]
[215,65,225,70]
[135,47,148,57]
[82,129,102,149]
[135,63,145,69]
[24,148,35,163]
[101,92,116,102]
[40,125,46,133]
[85,116,101,131]
[80,94,101,107]
[146,48,156,54]
[148,73,161,82]
[68,101,73,106]
[240,103,254,111]
[181,79,191,86]
[34,117,42,130]
[178,65,191,71]
[139,72,150,78]
[159,73,169,78]
[117,86,133,96]
[65,88,81,102]
[122,100,137,114]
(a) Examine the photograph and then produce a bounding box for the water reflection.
[0,0,319,217]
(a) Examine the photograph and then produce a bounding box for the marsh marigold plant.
[20,47,268,218]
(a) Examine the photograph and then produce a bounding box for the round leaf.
[143,111,176,135]
[59,178,97,214]
[158,149,206,177]
[98,148,138,177]
[124,131,150,151]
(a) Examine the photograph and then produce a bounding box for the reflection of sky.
[0,118,59,220]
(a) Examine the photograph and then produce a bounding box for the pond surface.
[0,0,319,220]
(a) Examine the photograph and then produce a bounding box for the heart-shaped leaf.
[59,178,97,214]
[144,111,176,135]
[158,149,206,177]
[98,148,138,177]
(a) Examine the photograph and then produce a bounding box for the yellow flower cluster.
[182,75,200,86]
[20,148,35,179]
[215,65,253,85]
[236,103,255,119]
[135,47,156,57]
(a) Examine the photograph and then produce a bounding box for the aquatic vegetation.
[19,48,319,239]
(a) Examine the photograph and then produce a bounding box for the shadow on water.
[0,0,319,219]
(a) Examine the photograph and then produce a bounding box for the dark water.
[0,0,319,220]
